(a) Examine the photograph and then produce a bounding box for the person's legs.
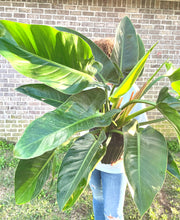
[101,171,127,220]
[89,169,105,220]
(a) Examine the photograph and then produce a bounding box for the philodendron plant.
[0,16,180,217]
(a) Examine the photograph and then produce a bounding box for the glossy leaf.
[137,34,145,77]
[123,121,167,216]
[141,75,165,98]
[57,131,106,210]
[167,151,180,181]
[171,81,180,96]
[157,103,180,141]
[165,62,180,95]
[110,43,157,103]
[156,87,180,141]
[14,88,120,159]
[15,150,54,204]
[55,26,120,84]
[111,16,138,77]
[16,84,70,107]
[0,20,102,95]
[157,87,180,112]
[137,35,145,62]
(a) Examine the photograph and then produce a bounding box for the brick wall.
[0,0,180,142]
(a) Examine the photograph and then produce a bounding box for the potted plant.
[0,16,179,217]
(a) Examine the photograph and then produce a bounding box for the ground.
[0,140,179,220]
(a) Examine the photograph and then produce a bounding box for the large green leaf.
[110,43,157,103]
[137,34,145,77]
[165,62,180,95]
[15,150,54,204]
[156,87,180,140]
[14,88,120,159]
[157,103,180,141]
[157,87,180,111]
[55,26,120,84]
[167,151,180,181]
[16,84,70,107]
[0,20,102,95]
[123,120,167,216]
[57,131,106,210]
[111,16,139,77]
[137,35,145,62]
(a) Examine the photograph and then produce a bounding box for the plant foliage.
[0,16,180,217]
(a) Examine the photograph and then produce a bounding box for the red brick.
[45,9,57,14]
[26,3,38,8]
[90,6,102,11]
[76,5,88,11]
[114,8,126,12]
[5,7,18,12]
[143,14,154,19]
[165,25,176,30]
[94,33,105,38]
[39,3,51,8]
[70,10,81,15]
[83,11,94,16]
[40,14,52,20]
[19,8,31,13]
[32,9,44,14]
[14,13,26,18]
[0,13,12,17]
[0,2,11,7]
[90,17,102,22]
[162,9,174,15]
[57,9,69,15]
[175,10,180,15]
[12,3,24,7]
[27,14,40,19]
[65,16,77,20]
[53,15,64,20]
[82,22,93,27]
[32,20,44,25]
[107,12,118,17]
[102,7,113,12]
[78,16,90,21]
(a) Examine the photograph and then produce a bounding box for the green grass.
[167,139,180,153]
[0,140,18,170]
[0,139,180,220]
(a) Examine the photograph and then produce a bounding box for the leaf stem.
[121,99,156,110]
[124,105,155,122]
[109,129,124,135]
[110,84,117,96]
[138,117,166,126]
[147,62,166,85]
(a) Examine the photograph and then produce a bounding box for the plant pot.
[101,132,124,164]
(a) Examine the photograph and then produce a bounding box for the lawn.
[0,139,179,220]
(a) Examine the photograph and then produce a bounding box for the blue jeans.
[89,169,127,220]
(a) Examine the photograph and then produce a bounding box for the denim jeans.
[89,169,127,220]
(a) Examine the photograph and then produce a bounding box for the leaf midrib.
[15,112,104,158]
[60,133,104,206]
[137,132,142,204]
[17,150,55,203]
[1,37,95,81]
